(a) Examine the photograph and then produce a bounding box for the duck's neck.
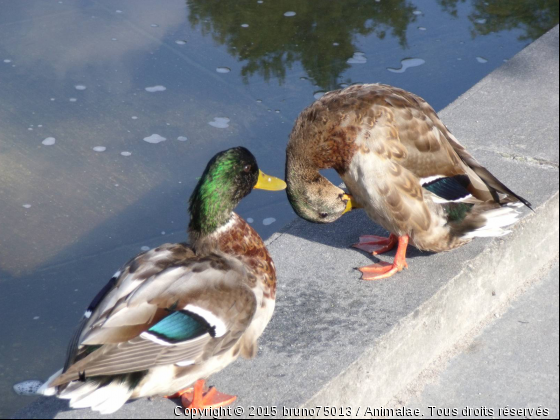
[189,203,234,235]
[189,213,248,259]
[188,176,240,244]
[286,149,318,202]
[286,152,336,214]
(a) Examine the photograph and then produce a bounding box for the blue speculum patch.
[149,311,210,342]
[1,0,557,416]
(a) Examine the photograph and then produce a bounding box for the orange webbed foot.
[358,260,409,280]
[356,235,410,281]
[352,234,398,255]
[165,387,194,400]
[177,380,237,410]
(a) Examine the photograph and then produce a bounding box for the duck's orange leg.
[352,233,398,255]
[167,380,236,410]
[356,235,409,280]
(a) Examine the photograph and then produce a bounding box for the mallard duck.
[37,147,286,414]
[286,84,531,280]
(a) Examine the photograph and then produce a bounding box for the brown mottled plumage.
[39,147,286,413]
[194,214,277,300]
[286,84,530,279]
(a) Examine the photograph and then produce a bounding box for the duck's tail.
[36,369,63,397]
[37,370,140,415]
[446,202,523,242]
[462,203,523,239]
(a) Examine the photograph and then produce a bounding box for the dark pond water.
[0,0,557,416]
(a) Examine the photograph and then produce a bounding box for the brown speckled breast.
[217,214,277,300]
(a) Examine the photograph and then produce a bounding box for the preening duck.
[286,84,531,280]
[38,147,286,414]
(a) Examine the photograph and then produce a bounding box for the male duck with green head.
[38,147,286,414]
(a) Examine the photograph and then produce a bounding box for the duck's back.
[288,84,530,251]
[38,240,264,413]
[198,213,277,356]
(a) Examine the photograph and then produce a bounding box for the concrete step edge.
[301,192,559,415]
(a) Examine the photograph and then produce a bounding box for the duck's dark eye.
[319,212,329,219]
[243,164,251,173]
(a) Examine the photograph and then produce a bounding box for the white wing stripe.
[184,305,227,337]
[420,175,446,185]
[431,193,473,204]
[175,360,195,367]
[139,332,174,347]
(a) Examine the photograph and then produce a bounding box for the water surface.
[0,0,557,417]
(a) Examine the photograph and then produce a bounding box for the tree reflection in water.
[437,0,559,41]
[187,0,416,90]
[187,0,558,90]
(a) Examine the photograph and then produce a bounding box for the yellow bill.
[254,170,287,191]
[342,193,362,214]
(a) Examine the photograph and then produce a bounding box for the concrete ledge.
[14,26,559,419]
[304,193,559,413]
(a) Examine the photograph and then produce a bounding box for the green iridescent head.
[189,147,286,236]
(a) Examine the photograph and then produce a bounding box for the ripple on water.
[145,85,166,93]
[208,117,230,129]
[413,10,423,15]
[241,24,249,28]
[314,91,326,100]
[141,246,150,252]
[216,67,231,74]
[74,85,87,90]
[476,56,488,63]
[143,134,166,144]
[263,217,276,226]
[347,52,367,64]
[284,11,296,17]
[13,380,43,396]
[387,58,426,73]
[3,59,12,63]
[93,146,106,152]
[175,40,187,45]
[247,218,254,223]
[121,151,132,157]
[177,136,188,141]
[42,137,56,146]
[23,204,32,209]
[475,18,487,24]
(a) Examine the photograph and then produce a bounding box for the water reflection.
[187,0,417,90]
[188,0,558,91]
[1,0,558,417]
[438,0,559,40]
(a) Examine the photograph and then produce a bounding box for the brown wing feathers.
[364,85,531,209]
[53,245,257,387]
[411,91,532,209]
